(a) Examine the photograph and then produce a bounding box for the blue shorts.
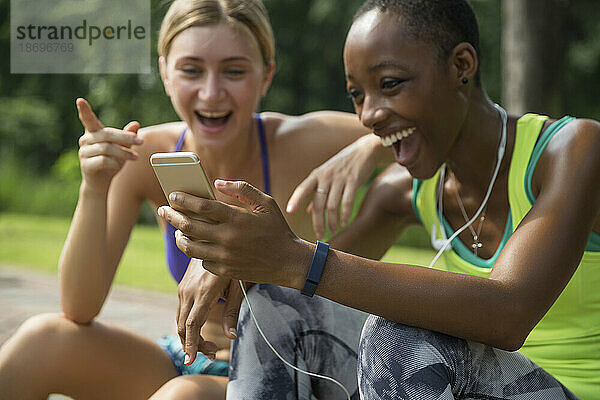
[157,335,229,377]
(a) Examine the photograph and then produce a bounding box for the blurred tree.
[501,0,569,116]
[0,0,598,196]
[502,0,600,119]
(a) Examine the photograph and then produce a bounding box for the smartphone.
[150,152,215,211]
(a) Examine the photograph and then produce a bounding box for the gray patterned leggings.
[227,284,368,400]
[358,315,580,400]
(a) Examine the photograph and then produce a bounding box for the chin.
[404,160,441,181]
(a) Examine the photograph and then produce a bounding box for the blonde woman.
[0,0,386,398]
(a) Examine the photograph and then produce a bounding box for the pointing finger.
[76,98,104,133]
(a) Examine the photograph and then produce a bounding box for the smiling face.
[160,22,273,145]
[344,10,470,179]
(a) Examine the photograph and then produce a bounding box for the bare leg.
[0,313,179,400]
[149,375,227,400]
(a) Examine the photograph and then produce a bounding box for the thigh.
[358,315,580,400]
[1,313,178,400]
[227,284,367,400]
[149,375,227,400]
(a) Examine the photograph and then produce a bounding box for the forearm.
[59,183,113,323]
[287,241,527,351]
[361,133,395,167]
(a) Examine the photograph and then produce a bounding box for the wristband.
[300,241,329,297]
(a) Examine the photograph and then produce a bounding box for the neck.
[446,91,508,193]
[186,117,260,182]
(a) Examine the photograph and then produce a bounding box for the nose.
[198,71,225,102]
[359,95,387,131]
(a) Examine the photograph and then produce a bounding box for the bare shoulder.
[137,121,187,150]
[539,118,600,173]
[260,111,368,163]
[260,111,367,180]
[263,110,364,137]
[113,121,186,203]
[534,118,600,217]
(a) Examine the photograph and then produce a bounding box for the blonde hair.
[158,0,275,65]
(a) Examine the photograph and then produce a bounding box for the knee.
[359,316,449,371]
[359,315,463,375]
[17,313,74,338]
[150,375,225,400]
[360,315,421,353]
[7,313,79,354]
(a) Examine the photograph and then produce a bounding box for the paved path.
[0,264,178,344]
[0,264,179,400]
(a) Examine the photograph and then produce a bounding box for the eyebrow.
[368,60,410,72]
[176,56,253,63]
[346,60,411,79]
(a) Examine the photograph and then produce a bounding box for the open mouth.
[195,110,232,129]
[380,127,415,147]
[379,127,419,166]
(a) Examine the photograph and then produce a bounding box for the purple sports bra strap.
[175,128,186,152]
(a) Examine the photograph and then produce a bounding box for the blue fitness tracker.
[300,240,329,297]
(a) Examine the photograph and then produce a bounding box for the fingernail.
[184,354,191,364]
[169,192,178,202]
[286,204,293,213]
[157,207,165,217]
[228,328,237,338]
[214,179,227,188]
[134,137,143,144]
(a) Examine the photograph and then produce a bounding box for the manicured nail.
[184,354,191,364]
[214,179,227,188]
[228,328,237,338]
[286,204,293,213]
[157,207,165,217]
[169,192,178,202]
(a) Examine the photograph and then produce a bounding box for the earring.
[462,77,469,84]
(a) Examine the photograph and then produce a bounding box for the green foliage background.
[0,0,599,232]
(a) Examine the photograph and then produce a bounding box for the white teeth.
[381,127,415,147]
[197,110,230,118]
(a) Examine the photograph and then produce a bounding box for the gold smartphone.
[150,152,215,210]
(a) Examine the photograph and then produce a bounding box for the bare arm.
[161,120,600,351]
[59,99,149,323]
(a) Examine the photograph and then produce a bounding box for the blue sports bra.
[164,114,271,282]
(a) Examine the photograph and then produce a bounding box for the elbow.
[489,304,534,352]
[61,304,98,325]
[62,311,96,325]
[494,331,527,352]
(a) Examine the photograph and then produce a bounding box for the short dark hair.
[354,0,482,86]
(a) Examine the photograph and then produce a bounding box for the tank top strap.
[175,128,187,152]
[507,114,549,228]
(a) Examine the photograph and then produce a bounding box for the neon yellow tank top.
[412,114,600,399]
